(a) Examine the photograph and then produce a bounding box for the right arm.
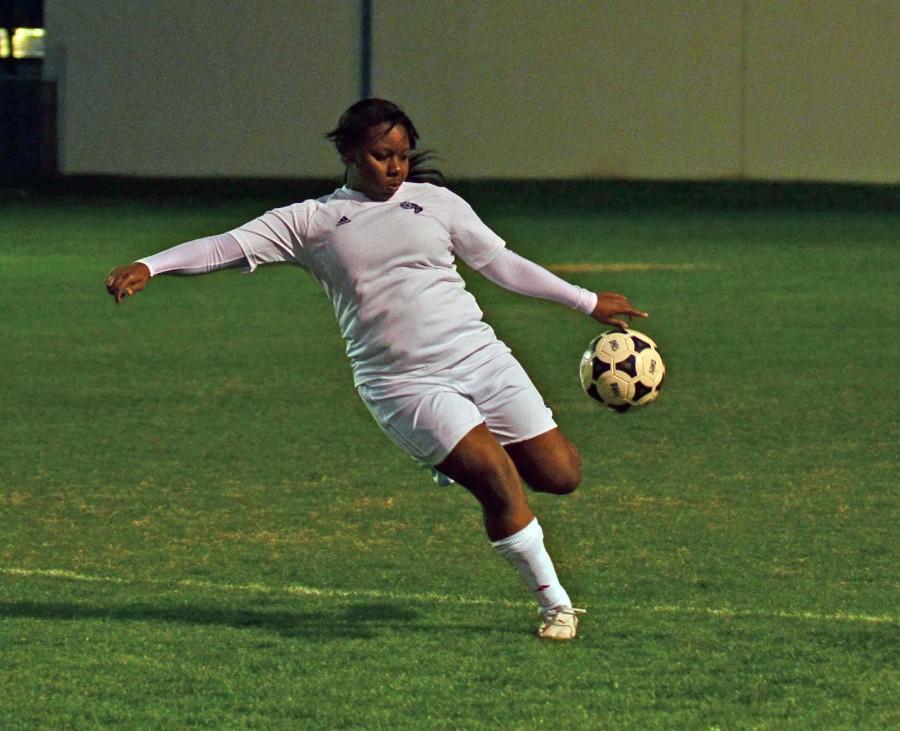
[105,232,247,303]
[105,199,315,304]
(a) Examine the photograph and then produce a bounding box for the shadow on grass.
[0,600,444,640]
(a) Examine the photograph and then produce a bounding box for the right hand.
[105,262,151,304]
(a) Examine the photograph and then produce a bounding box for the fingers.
[604,316,633,329]
[104,268,120,293]
[592,291,649,328]
[612,308,649,323]
[611,295,648,320]
[105,264,147,304]
[106,270,131,303]
[105,269,126,303]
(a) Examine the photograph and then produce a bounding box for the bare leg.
[435,422,533,541]
[436,423,582,637]
[504,427,582,495]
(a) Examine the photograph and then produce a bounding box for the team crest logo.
[400,201,423,214]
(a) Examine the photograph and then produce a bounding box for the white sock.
[491,517,572,613]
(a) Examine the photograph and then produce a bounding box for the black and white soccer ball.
[579,328,666,412]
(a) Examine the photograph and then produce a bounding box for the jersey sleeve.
[227,200,316,272]
[479,248,598,315]
[443,189,506,269]
[137,232,246,276]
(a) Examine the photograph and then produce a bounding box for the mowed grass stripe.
[650,603,896,626]
[0,567,530,609]
[546,262,722,272]
[4,567,895,625]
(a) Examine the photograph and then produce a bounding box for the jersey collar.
[336,182,410,203]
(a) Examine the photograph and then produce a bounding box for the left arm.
[478,248,647,328]
[441,188,647,328]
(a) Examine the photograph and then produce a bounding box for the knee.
[542,466,581,495]
[533,448,582,495]
[555,470,582,495]
[506,430,583,496]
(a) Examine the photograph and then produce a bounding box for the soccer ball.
[579,328,665,412]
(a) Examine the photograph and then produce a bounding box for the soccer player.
[105,99,647,640]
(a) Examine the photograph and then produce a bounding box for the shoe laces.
[542,606,586,624]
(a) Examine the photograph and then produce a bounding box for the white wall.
[373,1,744,180]
[46,0,358,177]
[743,0,900,182]
[46,0,900,183]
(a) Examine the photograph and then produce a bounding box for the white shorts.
[357,341,557,465]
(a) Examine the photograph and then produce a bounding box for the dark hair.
[326,98,445,185]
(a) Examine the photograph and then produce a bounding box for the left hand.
[591,291,648,329]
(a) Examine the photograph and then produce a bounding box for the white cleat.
[428,466,456,487]
[537,606,585,641]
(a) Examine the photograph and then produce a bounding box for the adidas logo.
[337,216,352,227]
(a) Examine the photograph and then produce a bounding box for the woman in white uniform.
[106,99,647,640]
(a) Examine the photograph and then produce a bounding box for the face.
[344,122,411,201]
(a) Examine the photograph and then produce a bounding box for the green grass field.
[1,188,898,729]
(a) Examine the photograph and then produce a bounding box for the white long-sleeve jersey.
[139,182,596,386]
